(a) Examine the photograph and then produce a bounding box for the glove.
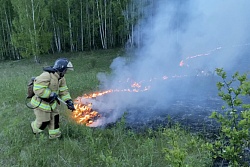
[66,99,75,111]
[48,92,58,103]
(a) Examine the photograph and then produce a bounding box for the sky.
[87,0,250,127]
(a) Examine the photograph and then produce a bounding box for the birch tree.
[67,0,74,52]
[11,0,51,61]
[48,0,67,53]
[96,0,107,49]
[0,0,148,60]
[80,0,84,51]
[0,0,18,60]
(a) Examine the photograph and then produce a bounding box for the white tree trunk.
[67,0,74,52]
[80,0,84,51]
[96,0,107,49]
[31,0,39,56]
[52,12,59,52]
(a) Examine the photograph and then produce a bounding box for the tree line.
[0,0,154,61]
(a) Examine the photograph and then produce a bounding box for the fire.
[179,43,250,67]
[179,60,184,67]
[83,90,113,98]
[180,46,222,67]
[71,43,250,126]
[71,74,191,126]
[131,82,141,88]
[71,85,151,126]
[71,75,189,126]
[72,98,100,126]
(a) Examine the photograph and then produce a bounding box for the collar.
[54,72,62,80]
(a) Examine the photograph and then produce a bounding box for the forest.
[0,0,153,61]
[1,1,250,166]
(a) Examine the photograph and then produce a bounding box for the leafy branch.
[208,68,250,167]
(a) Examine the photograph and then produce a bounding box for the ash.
[124,93,223,138]
[122,76,223,136]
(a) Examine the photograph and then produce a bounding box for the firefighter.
[30,58,75,139]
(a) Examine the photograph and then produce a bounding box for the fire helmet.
[53,58,74,76]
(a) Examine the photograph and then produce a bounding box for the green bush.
[162,124,211,167]
[207,68,250,167]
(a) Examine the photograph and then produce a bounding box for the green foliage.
[163,126,187,167]
[207,68,250,166]
[0,50,212,166]
[1,0,146,60]
[162,124,211,167]
[11,0,51,59]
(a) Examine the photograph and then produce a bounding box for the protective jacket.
[30,70,72,112]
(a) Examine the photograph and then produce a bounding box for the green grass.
[0,49,212,167]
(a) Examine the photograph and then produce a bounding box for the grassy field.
[0,49,212,167]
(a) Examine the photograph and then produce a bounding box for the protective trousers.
[31,108,61,139]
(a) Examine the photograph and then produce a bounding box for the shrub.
[208,68,250,166]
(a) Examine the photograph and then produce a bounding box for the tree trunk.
[80,0,84,51]
[67,0,74,52]
[92,2,95,49]
[31,0,39,62]
[4,7,16,59]
[1,21,7,59]
[96,0,107,49]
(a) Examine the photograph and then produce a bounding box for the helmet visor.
[67,61,74,71]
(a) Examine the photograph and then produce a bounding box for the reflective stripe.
[49,128,61,135]
[61,94,71,101]
[40,88,51,98]
[34,84,51,98]
[33,121,43,133]
[34,84,47,90]
[31,98,57,111]
[59,86,68,91]
[50,102,57,110]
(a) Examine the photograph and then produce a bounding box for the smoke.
[91,0,250,126]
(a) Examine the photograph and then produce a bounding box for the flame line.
[180,43,250,67]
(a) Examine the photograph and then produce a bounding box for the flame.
[72,43,250,126]
[83,90,113,98]
[179,46,223,67]
[179,60,184,67]
[72,99,100,126]
[72,74,191,126]
[179,43,250,67]
[131,82,141,88]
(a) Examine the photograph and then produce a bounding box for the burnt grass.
[123,96,223,139]
[122,75,248,136]
[101,75,250,166]
[97,75,248,138]
[98,75,223,135]
[123,76,223,137]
